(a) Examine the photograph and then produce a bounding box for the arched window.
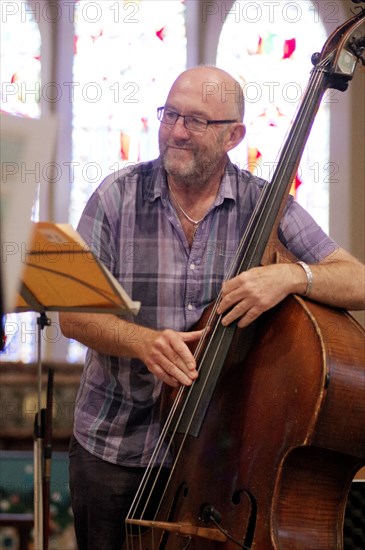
[0,0,41,118]
[216,1,329,232]
[1,0,41,362]
[69,0,187,227]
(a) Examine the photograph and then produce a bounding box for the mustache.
[165,141,195,150]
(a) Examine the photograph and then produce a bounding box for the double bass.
[124,7,365,549]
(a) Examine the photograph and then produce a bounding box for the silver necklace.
[167,182,206,230]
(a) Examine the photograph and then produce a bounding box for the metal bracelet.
[296,261,313,297]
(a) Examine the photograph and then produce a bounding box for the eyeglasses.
[157,106,237,132]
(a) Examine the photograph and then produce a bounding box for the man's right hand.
[140,328,204,387]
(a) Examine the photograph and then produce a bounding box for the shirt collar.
[215,158,237,206]
[143,158,167,202]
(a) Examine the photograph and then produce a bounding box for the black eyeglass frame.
[157,106,237,132]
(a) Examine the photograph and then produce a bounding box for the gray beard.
[161,153,220,189]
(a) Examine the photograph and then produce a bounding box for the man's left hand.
[217,264,297,328]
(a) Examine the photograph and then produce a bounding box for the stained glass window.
[216,0,329,231]
[69,0,187,227]
[0,0,41,118]
[1,0,41,363]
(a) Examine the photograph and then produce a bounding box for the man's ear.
[225,123,246,153]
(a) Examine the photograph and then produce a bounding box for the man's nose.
[170,115,191,139]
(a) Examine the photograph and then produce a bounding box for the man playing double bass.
[59,66,365,550]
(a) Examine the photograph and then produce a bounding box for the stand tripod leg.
[34,435,43,550]
[33,312,51,550]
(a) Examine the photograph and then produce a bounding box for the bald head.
[166,66,245,122]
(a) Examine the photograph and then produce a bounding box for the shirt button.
[187,303,193,311]
[190,263,195,270]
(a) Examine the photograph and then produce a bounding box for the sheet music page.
[16,222,141,316]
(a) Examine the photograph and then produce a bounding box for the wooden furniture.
[0,362,82,451]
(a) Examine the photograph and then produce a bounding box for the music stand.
[14,221,141,550]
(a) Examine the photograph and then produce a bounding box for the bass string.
[125,319,231,550]
[125,288,225,525]
[230,60,330,278]
[126,317,224,519]
[221,63,329,292]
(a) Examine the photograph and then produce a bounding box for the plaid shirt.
[74,157,337,466]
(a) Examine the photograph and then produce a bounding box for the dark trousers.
[69,436,145,550]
